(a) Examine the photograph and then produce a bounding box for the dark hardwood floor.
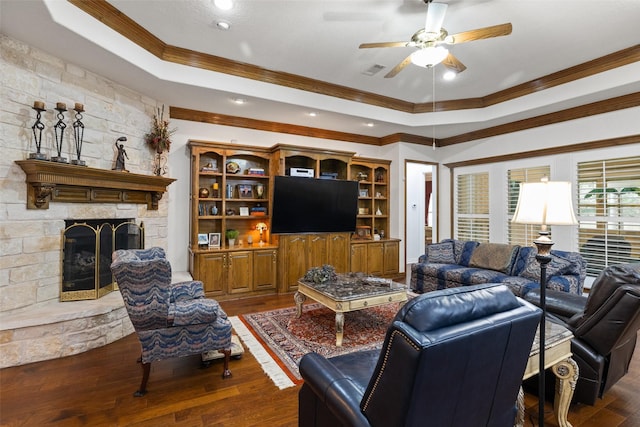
[1,293,639,426]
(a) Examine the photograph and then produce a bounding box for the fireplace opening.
[62,219,144,301]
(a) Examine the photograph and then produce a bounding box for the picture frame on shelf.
[354,226,372,240]
[239,206,249,216]
[359,189,369,197]
[208,232,220,248]
[238,184,253,198]
[197,233,209,246]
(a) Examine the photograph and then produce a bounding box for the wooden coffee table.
[295,273,407,346]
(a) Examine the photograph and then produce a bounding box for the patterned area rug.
[232,303,398,388]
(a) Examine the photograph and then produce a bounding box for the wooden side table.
[516,321,579,427]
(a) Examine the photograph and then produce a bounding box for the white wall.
[436,108,640,251]
[164,108,639,271]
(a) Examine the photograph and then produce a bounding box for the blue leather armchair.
[525,262,640,405]
[298,283,542,427]
[111,247,232,396]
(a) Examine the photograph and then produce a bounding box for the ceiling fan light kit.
[410,46,449,68]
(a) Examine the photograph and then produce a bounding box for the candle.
[74,102,84,111]
[33,101,45,110]
[56,102,66,110]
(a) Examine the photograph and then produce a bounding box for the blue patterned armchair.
[111,247,232,396]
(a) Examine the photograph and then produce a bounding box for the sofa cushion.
[469,243,519,274]
[426,242,456,264]
[445,239,480,266]
[519,251,572,281]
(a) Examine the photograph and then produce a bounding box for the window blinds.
[507,166,551,246]
[456,173,490,242]
[577,156,640,277]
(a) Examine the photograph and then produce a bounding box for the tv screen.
[271,176,358,234]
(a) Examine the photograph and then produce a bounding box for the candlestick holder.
[52,106,68,163]
[71,105,86,166]
[29,106,47,160]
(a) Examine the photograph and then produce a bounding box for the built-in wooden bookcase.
[271,144,352,179]
[351,157,391,239]
[188,140,277,299]
[188,141,400,298]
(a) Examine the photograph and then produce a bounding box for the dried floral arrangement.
[303,265,338,284]
[144,105,175,153]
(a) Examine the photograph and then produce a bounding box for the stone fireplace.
[0,161,175,368]
[62,219,144,301]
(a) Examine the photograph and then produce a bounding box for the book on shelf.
[248,168,265,175]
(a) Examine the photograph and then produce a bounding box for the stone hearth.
[0,271,192,368]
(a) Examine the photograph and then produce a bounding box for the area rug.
[230,303,399,389]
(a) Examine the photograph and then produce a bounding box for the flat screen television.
[271,176,358,234]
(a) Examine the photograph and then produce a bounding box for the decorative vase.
[153,151,167,176]
[199,187,210,198]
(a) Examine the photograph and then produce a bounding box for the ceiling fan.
[359,0,512,78]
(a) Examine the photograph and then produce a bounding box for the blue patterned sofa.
[410,239,586,297]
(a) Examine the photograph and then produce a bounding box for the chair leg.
[221,349,232,379]
[134,362,151,397]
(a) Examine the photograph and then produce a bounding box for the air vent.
[362,64,386,76]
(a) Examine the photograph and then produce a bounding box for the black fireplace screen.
[62,219,144,301]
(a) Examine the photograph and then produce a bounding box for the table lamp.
[256,222,268,245]
[512,177,577,426]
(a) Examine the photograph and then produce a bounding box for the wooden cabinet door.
[329,233,350,273]
[254,249,277,291]
[308,234,328,268]
[383,241,400,276]
[350,243,367,274]
[279,235,309,293]
[368,242,384,276]
[197,252,226,295]
[227,251,253,294]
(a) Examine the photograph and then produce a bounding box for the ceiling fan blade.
[384,54,414,78]
[448,23,512,44]
[442,52,467,73]
[425,2,448,34]
[359,41,408,49]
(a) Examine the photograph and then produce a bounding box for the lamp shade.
[256,222,268,232]
[512,181,577,226]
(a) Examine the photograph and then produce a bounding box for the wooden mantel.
[16,160,176,210]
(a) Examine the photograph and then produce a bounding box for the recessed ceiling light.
[365,122,374,127]
[308,112,318,117]
[216,21,231,30]
[231,97,246,104]
[214,0,233,11]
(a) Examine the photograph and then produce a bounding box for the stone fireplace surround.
[0,163,175,369]
[0,35,181,369]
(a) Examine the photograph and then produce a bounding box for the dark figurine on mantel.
[113,136,129,172]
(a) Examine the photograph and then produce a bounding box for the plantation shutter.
[456,172,490,242]
[507,166,551,246]
[577,156,640,277]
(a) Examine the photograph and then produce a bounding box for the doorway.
[405,160,437,265]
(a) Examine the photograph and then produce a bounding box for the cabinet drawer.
[348,292,406,310]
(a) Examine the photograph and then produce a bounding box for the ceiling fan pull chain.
[432,66,436,150]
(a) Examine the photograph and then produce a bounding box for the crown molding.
[69,0,640,116]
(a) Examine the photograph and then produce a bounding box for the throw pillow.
[469,243,519,274]
[427,242,456,264]
[519,251,572,281]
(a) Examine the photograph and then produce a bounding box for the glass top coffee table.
[295,272,407,346]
